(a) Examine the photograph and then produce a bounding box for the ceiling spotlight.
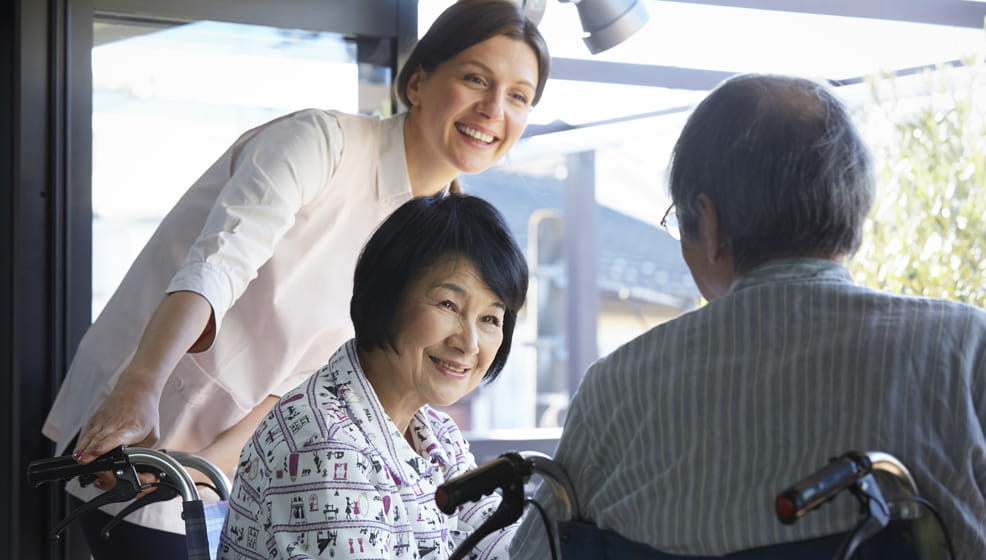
[518,0,548,25]
[562,0,650,54]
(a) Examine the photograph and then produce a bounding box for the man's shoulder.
[585,317,689,383]
[865,289,986,324]
[600,304,708,355]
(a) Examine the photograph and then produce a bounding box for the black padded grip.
[775,451,871,524]
[27,446,129,487]
[434,453,525,515]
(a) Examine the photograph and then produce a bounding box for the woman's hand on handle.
[72,291,215,471]
[74,374,162,466]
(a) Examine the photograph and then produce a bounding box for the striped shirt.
[510,258,986,559]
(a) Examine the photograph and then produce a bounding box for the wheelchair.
[27,446,231,560]
[435,450,955,560]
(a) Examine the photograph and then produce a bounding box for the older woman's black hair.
[395,0,551,108]
[351,193,528,383]
[669,74,875,273]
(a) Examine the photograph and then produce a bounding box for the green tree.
[849,55,986,308]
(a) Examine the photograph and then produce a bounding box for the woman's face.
[405,34,539,176]
[370,256,505,416]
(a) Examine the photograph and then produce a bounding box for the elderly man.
[509,74,986,559]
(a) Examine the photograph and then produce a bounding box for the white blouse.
[44,108,415,533]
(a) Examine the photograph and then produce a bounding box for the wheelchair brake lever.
[99,477,180,539]
[834,473,892,560]
[48,455,144,540]
[447,471,528,560]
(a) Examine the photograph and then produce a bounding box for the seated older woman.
[217,193,527,559]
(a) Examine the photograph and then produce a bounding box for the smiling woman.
[403,34,541,179]
[352,193,528,436]
[359,258,506,432]
[43,1,548,557]
[218,193,529,559]
[397,0,551,192]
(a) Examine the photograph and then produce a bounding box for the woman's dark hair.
[395,0,551,108]
[669,73,875,273]
[351,193,528,383]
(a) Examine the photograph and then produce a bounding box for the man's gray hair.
[669,74,875,273]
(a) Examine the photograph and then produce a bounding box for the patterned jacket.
[219,340,513,559]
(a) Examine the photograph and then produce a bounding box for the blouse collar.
[377,111,414,207]
[325,340,453,486]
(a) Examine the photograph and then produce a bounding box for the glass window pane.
[92,19,372,319]
[456,114,702,437]
[421,1,985,442]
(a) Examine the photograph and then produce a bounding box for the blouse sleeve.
[167,109,343,335]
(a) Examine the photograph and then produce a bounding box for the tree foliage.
[849,55,986,308]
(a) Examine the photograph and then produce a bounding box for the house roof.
[461,170,701,309]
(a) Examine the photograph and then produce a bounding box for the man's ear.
[405,66,425,107]
[696,193,732,264]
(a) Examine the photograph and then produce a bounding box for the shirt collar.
[377,112,414,206]
[327,340,448,486]
[410,407,454,469]
[728,257,853,295]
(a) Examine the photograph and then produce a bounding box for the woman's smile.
[455,122,497,145]
[430,355,470,376]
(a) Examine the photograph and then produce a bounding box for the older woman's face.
[382,257,505,411]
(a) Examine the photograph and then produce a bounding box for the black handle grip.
[434,452,527,515]
[27,446,129,487]
[775,451,871,524]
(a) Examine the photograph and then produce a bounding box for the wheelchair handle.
[167,450,232,500]
[435,451,580,519]
[28,446,201,501]
[435,452,528,515]
[27,446,132,487]
[441,451,579,560]
[441,451,571,560]
[775,450,917,524]
[122,448,199,501]
[865,451,918,495]
[523,451,580,521]
[29,447,211,559]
